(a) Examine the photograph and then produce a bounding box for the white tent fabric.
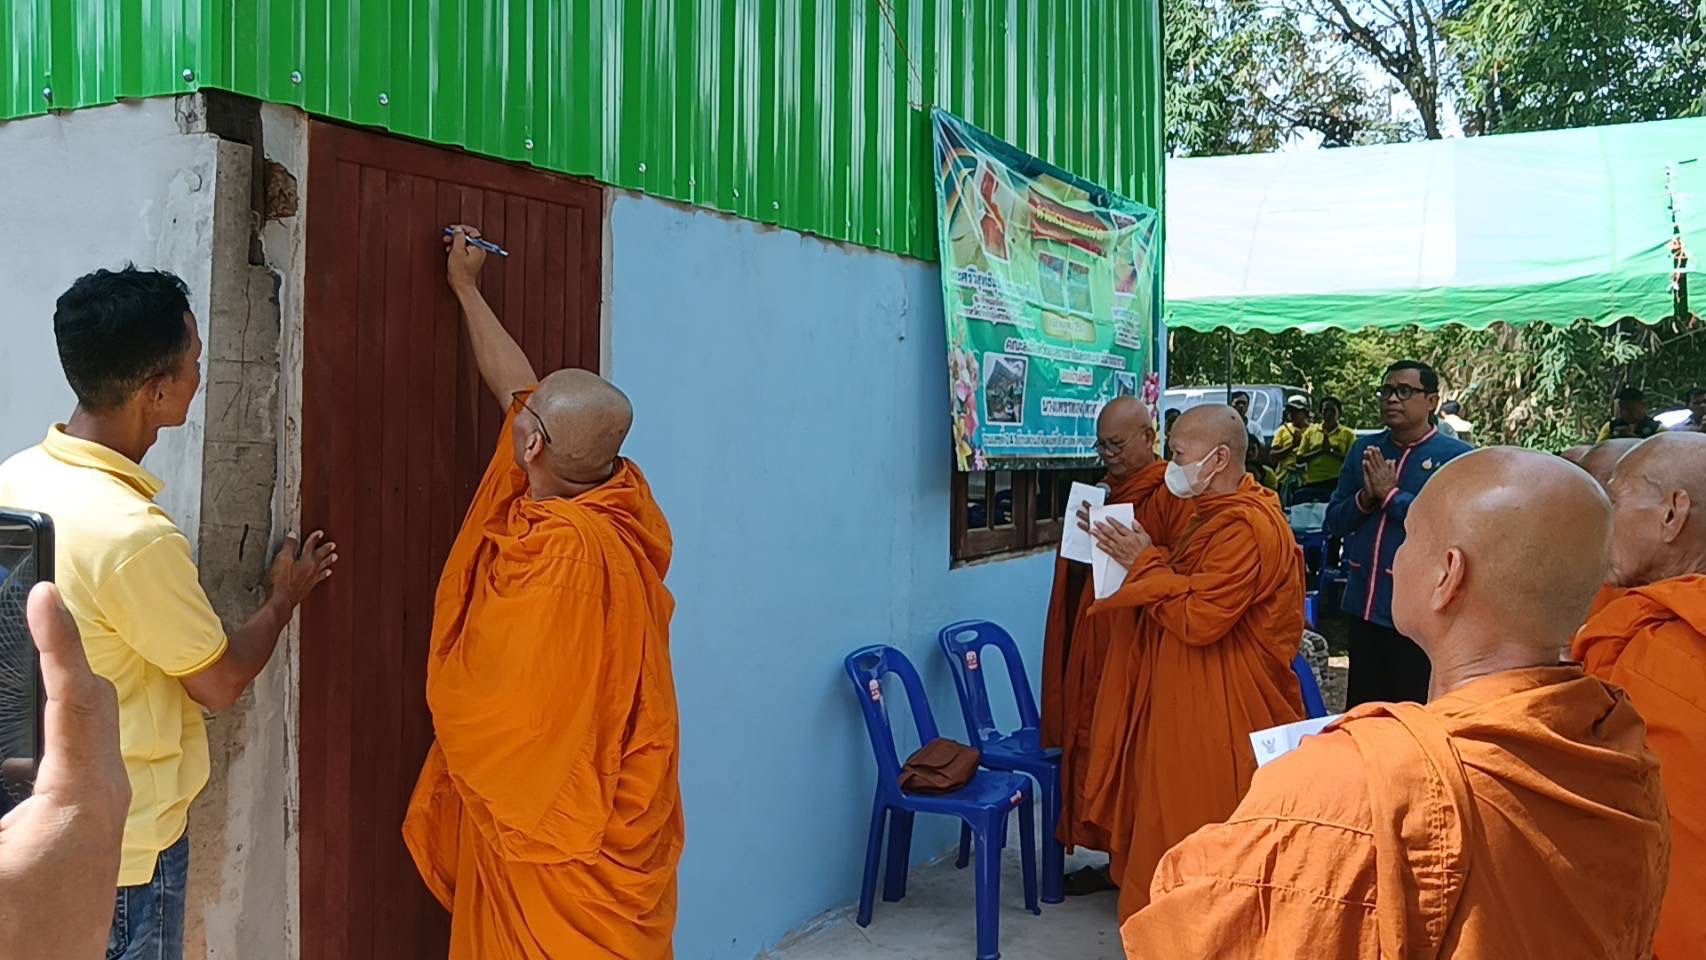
[1164,118,1706,333]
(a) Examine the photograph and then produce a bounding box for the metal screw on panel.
[182,69,195,83]
[41,87,52,103]
[378,92,390,106]
[290,70,303,84]
[733,188,741,198]
[688,177,696,187]
[771,201,780,210]
[638,162,648,173]
[524,138,535,151]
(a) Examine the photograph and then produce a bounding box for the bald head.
[1575,438,1641,489]
[1099,395,1152,434]
[1168,405,1248,496]
[517,370,633,489]
[1604,432,1706,586]
[1393,448,1612,668]
[1096,396,1157,481]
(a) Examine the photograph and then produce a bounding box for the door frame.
[297,119,605,959]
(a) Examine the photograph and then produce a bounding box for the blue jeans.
[107,833,188,960]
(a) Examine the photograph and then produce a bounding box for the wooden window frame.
[951,465,1103,563]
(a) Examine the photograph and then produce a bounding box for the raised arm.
[446,225,538,404]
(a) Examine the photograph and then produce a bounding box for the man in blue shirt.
[1326,360,1472,704]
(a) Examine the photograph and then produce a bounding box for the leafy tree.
[1165,0,1411,156]
[1300,0,1464,139]
[1449,0,1706,134]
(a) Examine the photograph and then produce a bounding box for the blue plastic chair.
[845,645,1040,960]
[1292,651,1328,719]
[937,620,1064,905]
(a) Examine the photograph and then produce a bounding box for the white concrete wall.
[0,98,222,538]
[0,97,302,960]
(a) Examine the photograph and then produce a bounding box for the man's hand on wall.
[266,531,339,613]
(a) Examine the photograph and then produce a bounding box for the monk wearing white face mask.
[1078,403,1307,920]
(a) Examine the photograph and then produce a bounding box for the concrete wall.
[181,100,307,960]
[0,97,299,960]
[0,97,221,535]
[606,194,1054,959]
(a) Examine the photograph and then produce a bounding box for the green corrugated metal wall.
[2,0,1162,259]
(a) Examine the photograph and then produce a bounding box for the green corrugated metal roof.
[2,0,1164,260]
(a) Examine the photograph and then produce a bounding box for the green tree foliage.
[1302,0,1463,139]
[1165,0,1412,155]
[1164,0,1706,448]
[1450,0,1706,134]
[1170,318,1706,449]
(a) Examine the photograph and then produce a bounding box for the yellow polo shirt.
[1299,423,1358,485]
[0,427,227,885]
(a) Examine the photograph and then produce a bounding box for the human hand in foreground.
[1363,448,1398,503]
[1091,517,1153,568]
[0,584,130,960]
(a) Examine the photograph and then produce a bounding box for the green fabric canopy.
[1165,118,1706,334]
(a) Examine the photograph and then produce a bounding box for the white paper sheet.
[1058,482,1108,564]
[1088,503,1135,600]
[1249,714,1343,768]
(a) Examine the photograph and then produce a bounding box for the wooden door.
[299,121,602,960]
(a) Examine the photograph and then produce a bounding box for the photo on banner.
[932,109,1162,471]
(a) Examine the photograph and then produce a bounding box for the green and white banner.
[932,109,1162,471]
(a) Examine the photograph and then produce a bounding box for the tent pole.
[1225,328,1235,400]
[1675,237,1691,321]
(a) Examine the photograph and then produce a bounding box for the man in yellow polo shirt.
[0,267,337,960]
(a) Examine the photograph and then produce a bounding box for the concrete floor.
[763,847,1121,960]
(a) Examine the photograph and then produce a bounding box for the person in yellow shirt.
[1595,385,1666,441]
[1295,396,1357,503]
[1270,397,1311,476]
[0,267,337,960]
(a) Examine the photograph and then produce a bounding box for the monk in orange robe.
[1576,432,1706,958]
[1080,404,1305,919]
[1123,447,1672,958]
[1574,438,1642,619]
[403,227,683,959]
[1040,397,1192,892]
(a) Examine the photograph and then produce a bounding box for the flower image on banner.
[932,109,1162,471]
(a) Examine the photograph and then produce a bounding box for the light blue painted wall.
[608,193,1056,959]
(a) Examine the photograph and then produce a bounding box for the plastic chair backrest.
[937,620,1040,750]
[1292,652,1328,719]
[844,645,943,786]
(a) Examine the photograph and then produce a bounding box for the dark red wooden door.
[299,121,602,960]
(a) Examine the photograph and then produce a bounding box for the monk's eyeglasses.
[1095,429,1149,455]
[512,391,553,446]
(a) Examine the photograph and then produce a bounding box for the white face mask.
[1165,447,1222,498]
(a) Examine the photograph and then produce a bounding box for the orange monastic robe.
[1082,475,1305,918]
[1587,582,1627,620]
[1120,667,1672,959]
[1040,460,1193,849]
[403,397,683,959]
[1575,575,1706,959]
